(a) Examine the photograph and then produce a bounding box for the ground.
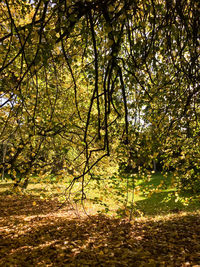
[1,194,200,266]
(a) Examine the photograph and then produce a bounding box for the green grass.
[1,172,200,217]
[133,172,200,216]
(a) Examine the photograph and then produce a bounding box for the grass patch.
[1,172,200,217]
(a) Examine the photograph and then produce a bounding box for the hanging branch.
[0,0,43,73]
[61,39,82,120]
[88,9,101,140]
[118,66,129,144]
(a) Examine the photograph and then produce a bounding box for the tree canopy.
[0,0,199,196]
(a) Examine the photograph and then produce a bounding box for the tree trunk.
[153,159,157,172]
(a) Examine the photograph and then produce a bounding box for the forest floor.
[1,193,200,266]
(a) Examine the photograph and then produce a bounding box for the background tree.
[0,0,199,197]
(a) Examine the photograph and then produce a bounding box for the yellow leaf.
[33,201,37,206]
[107,39,114,47]
[108,5,115,12]
[106,26,112,33]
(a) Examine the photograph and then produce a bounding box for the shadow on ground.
[0,193,60,217]
[1,194,200,266]
[136,190,200,216]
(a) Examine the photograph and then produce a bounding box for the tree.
[0,0,199,195]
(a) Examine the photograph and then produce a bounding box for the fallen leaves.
[0,195,200,266]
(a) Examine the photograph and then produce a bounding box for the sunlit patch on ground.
[1,194,200,266]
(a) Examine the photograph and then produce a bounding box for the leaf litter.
[0,195,200,266]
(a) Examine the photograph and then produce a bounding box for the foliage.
[0,0,199,198]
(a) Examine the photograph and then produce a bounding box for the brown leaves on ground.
[0,195,200,266]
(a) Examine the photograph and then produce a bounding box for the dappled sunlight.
[0,0,199,264]
[1,194,200,266]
